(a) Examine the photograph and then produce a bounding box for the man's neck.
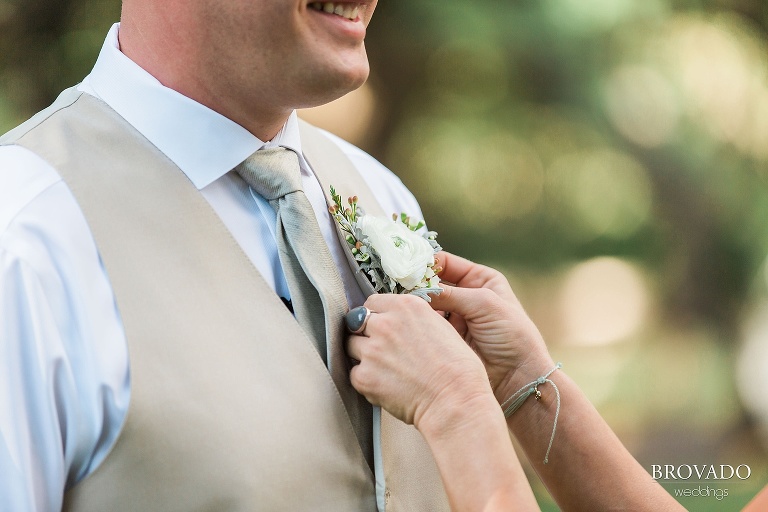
[117,15,291,142]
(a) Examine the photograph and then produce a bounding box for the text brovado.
[651,464,751,481]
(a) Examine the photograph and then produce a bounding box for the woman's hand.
[346,293,543,512]
[346,250,554,422]
[430,252,554,393]
[346,293,493,431]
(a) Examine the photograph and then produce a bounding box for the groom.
[0,0,448,510]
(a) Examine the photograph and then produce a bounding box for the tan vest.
[2,89,449,511]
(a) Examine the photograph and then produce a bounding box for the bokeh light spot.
[737,302,768,448]
[547,149,653,240]
[667,14,768,159]
[604,65,680,147]
[543,0,640,34]
[558,257,650,346]
[388,118,545,226]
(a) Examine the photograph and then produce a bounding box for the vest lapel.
[299,120,379,298]
[299,121,449,511]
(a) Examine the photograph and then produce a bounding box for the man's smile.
[308,2,362,22]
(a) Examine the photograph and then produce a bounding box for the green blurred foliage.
[0,0,119,127]
[2,0,767,509]
[364,0,768,341]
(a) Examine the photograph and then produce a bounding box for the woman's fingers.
[346,334,366,362]
[435,251,498,286]
[429,284,505,322]
[448,312,469,339]
[435,252,517,302]
[435,251,484,287]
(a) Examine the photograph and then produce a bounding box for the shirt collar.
[87,23,304,190]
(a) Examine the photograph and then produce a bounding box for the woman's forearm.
[417,392,540,512]
[495,364,684,511]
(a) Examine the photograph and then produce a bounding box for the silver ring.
[345,306,372,335]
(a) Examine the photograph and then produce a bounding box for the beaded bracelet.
[500,362,562,464]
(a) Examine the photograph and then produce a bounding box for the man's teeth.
[309,2,360,21]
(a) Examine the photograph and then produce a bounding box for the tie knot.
[235,147,303,201]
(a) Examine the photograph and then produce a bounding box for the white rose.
[358,215,435,290]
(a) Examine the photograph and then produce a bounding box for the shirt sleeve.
[0,145,130,511]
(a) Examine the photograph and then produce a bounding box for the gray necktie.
[235,147,373,466]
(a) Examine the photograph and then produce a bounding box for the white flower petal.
[358,215,435,291]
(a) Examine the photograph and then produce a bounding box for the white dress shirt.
[0,23,424,512]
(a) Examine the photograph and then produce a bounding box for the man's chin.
[299,70,369,110]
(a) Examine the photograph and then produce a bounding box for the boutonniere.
[329,186,443,301]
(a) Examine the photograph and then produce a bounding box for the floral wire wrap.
[329,187,443,301]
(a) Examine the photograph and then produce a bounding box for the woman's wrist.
[415,377,501,442]
[492,351,557,407]
[414,369,542,512]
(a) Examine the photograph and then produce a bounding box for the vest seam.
[1,87,84,146]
